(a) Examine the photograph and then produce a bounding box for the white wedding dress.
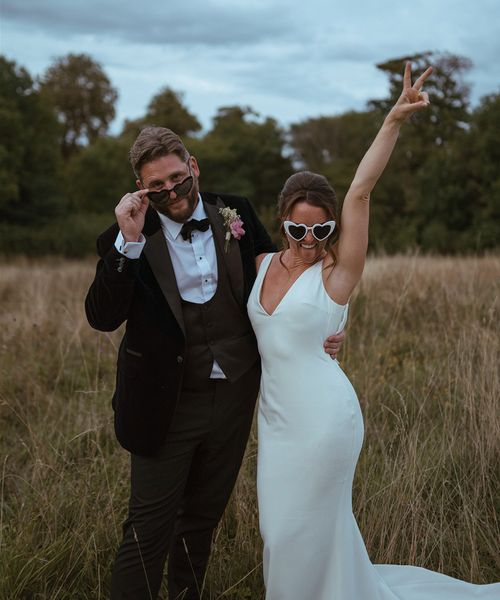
[247,253,499,600]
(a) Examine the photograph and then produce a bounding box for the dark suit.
[85,192,276,599]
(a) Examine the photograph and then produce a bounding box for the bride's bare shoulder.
[256,252,275,273]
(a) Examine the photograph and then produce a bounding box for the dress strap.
[257,252,275,280]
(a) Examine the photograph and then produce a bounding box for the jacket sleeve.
[84,225,140,332]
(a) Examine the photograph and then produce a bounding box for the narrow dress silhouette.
[248,253,500,600]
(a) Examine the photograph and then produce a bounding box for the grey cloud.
[4,0,499,132]
[3,0,295,47]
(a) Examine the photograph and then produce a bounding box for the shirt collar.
[157,194,206,241]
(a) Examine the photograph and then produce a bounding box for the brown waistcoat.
[181,244,259,388]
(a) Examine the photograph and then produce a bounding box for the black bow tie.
[180,218,210,242]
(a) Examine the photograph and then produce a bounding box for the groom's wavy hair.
[129,126,190,178]
[278,171,340,270]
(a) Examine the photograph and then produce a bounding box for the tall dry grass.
[0,254,499,599]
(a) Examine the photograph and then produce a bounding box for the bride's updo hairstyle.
[278,171,340,268]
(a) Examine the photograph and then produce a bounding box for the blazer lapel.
[143,228,185,336]
[204,197,245,305]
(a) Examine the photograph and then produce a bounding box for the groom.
[85,126,344,599]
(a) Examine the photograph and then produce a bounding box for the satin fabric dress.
[247,253,499,600]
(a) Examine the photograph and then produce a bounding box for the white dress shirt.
[115,195,226,378]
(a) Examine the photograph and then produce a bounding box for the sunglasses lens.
[174,176,193,197]
[288,224,307,240]
[147,175,193,204]
[147,189,169,203]
[312,224,333,240]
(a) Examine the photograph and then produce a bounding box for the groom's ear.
[190,156,201,178]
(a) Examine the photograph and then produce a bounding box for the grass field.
[0,254,499,599]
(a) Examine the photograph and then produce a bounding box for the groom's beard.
[152,178,200,223]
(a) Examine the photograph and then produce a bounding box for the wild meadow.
[0,254,499,599]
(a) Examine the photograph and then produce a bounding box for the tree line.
[0,51,499,256]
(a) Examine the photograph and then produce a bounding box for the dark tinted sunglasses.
[147,175,194,204]
[284,220,336,242]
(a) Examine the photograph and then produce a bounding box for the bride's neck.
[282,248,326,271]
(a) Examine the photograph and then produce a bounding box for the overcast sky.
[2,0,499,133]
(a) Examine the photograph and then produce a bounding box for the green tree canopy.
[64,136,136,215]
[417,92,500,251]
[0,56,62,226]
[121,87,201,141]
[289,110,380,202]
[288,51,479,252]
[1,50,498,256]
[191,106,293,212]
[369,51,472,149]
[41,53,118,158]
[365,51,474,250]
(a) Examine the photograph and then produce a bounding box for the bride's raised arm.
[329,63,433,301]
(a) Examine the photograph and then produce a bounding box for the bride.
[247,63,499,599]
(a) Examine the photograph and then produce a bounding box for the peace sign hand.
[390,62,433,123]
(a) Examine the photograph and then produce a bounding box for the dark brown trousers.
[110,361,260,600]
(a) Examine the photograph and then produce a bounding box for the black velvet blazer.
[85,192,277,456]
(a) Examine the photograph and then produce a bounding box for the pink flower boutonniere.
[219,207,245,253]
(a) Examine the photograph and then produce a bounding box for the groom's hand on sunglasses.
[115,189,150,243]
[323,330,346,360]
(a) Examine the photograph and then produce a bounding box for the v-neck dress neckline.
[257,252,322,317]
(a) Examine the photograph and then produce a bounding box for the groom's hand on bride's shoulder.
[324,330,346,360]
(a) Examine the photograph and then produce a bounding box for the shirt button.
[176,355,184,364]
